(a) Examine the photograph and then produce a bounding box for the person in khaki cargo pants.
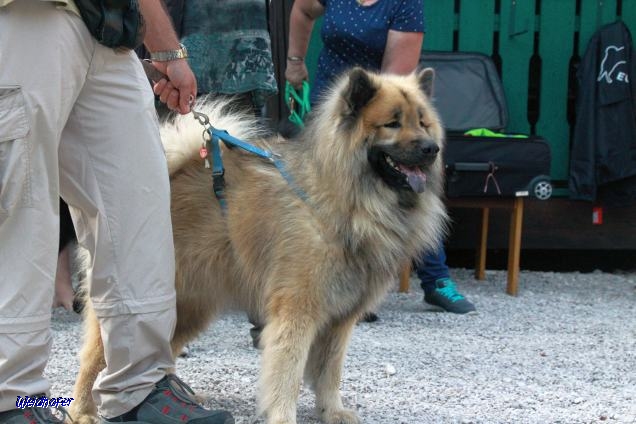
[0,1,233,423]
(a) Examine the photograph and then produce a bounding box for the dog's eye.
[383,121,401,129]
[420,120,431,129]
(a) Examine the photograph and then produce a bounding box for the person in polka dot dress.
[287,0,424,102]
[285,0,477,317]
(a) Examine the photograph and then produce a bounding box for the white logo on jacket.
[597,45,629,84]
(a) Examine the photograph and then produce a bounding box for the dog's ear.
[418,67,435,98]
[343,67,377,116]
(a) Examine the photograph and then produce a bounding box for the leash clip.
[193,110,210,128]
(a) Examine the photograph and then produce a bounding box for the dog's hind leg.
[70,302,105,424]
[305,318,361,424]
[258,313,319,424]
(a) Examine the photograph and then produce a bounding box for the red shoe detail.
[162,405,171,415]
[181,414,188,422]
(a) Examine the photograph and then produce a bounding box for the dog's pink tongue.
[399,165,427,193]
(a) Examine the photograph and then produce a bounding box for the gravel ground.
[48,268,636,424]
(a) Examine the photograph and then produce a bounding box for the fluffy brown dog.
[70,67,447,424]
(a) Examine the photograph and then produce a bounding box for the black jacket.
[569,21,636,205]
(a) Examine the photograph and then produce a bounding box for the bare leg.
[53,244,74,311]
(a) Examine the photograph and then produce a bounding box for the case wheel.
[531,177,553,200]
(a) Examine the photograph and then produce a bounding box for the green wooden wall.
[305,0,636,192]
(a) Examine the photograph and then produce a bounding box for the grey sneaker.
[101,374,233,423]
[0,395,72,423]
[424,278,477,314]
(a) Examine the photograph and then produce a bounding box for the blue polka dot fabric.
[312,0,425,102]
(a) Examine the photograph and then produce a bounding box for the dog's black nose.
[420,140,440,157]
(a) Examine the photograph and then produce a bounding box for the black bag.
[421,52,553,199]
[445,134,552,199]
[75,0,144,49]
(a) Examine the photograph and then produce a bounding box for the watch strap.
[150,43,188,62]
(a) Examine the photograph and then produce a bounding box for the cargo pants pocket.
[0,86,31,221]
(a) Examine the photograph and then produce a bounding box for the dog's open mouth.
[384,154,428,193]
[368,145,436,194]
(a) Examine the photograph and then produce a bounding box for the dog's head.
[317,67,444,205]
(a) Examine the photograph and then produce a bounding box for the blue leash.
[194,111,308,210]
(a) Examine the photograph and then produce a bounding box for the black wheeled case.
[445,134,552,199]
[420,51,553,199]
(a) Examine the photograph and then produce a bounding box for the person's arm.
[381,31,424,75]
[285,0,325,88]
[138,0,197,114]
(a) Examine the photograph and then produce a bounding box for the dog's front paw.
[322,408,361,424]
[67,402,98,424]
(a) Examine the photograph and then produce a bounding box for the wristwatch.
[150,43,188,62]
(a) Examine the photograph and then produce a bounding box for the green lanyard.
[285,81,311,127]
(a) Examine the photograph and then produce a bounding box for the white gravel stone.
[385,364,397,377]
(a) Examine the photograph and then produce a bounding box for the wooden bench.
[399,197,525,296]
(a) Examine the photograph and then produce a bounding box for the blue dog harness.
[193,110,309,211]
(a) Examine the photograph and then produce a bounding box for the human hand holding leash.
[138,0,197,114]
[150,59,196,114]
[284,58,309,89]
[142,60,196,115]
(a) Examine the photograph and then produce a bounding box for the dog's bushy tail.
[161,96,266,176]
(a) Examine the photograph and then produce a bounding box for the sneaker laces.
[435,279,465,303]
[163,374,199,405]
